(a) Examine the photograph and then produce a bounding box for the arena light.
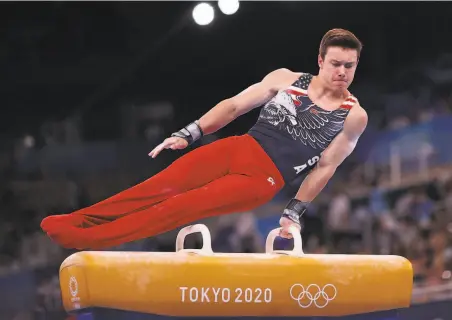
[218,0,239,15]
[192,3,215,26]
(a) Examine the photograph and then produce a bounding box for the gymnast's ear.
[318,54,324,69]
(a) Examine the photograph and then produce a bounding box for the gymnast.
[41,28,368,250]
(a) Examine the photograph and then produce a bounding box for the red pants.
[41,134,285,249]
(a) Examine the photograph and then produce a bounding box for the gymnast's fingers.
[279,229,293,239]
[149,137,188,157]
[148,140,170,158]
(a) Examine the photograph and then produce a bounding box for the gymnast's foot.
[41,214,85,229]
[41,216,91,249]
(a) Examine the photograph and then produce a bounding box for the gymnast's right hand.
[279,216,301,239]
[148,137,188,158]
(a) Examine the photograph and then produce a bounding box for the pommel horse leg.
[59,224,413,319]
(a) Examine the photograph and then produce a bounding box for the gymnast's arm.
[149,68,293,158]
[280,105,368,231]
[294,105,368,202]
[197,68,291,135]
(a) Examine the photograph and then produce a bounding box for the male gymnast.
[41,28,368,249]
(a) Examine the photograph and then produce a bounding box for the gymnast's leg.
[55,172,283,249]
[45,134,285,249]
[40,136,237,236]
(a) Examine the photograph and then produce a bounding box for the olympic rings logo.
[289,284,337,308]
[69,276,78,297]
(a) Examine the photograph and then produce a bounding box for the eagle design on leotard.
[258,73,357,150]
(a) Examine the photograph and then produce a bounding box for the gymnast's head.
[317,28,363,91]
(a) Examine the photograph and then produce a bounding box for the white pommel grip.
[265,226,304,256]
[175,223,213,255]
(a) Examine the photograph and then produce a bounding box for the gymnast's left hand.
[278,216,301,239]
[148,137,188,158]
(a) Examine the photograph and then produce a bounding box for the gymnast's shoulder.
[263,68,303,79]
[344,97,368,135]
[259,68,304,92]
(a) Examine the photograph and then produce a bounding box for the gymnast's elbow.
[217,98,244,124]
[229,98,262,120]
[199,99,240,134]
[316,157,339,178]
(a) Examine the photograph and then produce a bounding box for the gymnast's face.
[318,46,358,90]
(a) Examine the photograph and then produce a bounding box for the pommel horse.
[59,224,413,319]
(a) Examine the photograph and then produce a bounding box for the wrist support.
[281,198,309,225]
[171,120,204,145]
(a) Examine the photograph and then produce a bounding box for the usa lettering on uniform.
[294,154,322,174]
[179,287,272,303]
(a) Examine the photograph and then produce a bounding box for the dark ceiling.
[1,2,451,138]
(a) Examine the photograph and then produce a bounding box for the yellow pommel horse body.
[59,224,413,317]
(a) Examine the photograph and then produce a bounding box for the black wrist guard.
[171,120,204,145]
[281,198,309,225]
